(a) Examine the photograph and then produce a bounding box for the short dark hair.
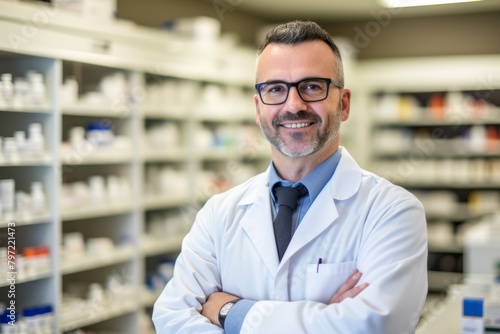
[257,20,344,85]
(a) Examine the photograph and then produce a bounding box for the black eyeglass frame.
[255,77,344,105]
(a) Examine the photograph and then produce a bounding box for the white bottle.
[69,126,86,151]
[23,306,41,334]
[88,175,105,205]
[15,191,30,218]
[0,81,6,107]
[16,253,25,280]
[37,305,53,334]
[13,78,29,108]
[62,76,79,105]
[14,131,27,155]
[484,266,500,333]
[27,71,46,105]
[3,137,19,162]
[1,311,18,334]
[31,182,46,214]
[1,73,14,103]
[0,137,4,162]
[0,179,15,217]
[0,248,6,282]
[485,297,500,333]
[28,123,45,156]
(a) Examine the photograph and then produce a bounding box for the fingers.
[337,269,362,295]
[339,282,369,301]
[328,269,369,304]
[201,291,240,326]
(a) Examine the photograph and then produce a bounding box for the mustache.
[273,111,321,127]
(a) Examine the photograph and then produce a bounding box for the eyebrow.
[257,77,326,84]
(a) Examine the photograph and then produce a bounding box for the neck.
[272,145,338,183]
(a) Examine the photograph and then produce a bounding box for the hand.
[201,291,240,326]
[328,269,369,304]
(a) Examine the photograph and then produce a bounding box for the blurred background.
[0,0,499,333]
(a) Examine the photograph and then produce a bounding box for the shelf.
[142,194,190,211]
[374,150,500,159]
[0,104,52,114]
[62,104,130,118]
[0,154,52,166]
[428,242,463,254]
[426,204,491,222]
[140,235,184,257]
[241,148,271,161]
[61,201,134,221]
[195,148,270,161]
[427,271,463,292]
[395,181,500,190]
[374,116,500,127]
[143,109,185,120]
[60,297,138,332]
[0,268,52,287]
[193,112,255,123]
[142,148,188,162]
[60,149,133,165]
[198,149,237,161]
[368,63,500,299]
[0,2,261,333]
[60,246,134,275]
[0,212,51,227]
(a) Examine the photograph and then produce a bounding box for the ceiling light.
[381,0,483,8]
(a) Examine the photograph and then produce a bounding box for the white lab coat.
[153,148,428,334]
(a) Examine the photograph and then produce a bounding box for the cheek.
[319,99,341,120]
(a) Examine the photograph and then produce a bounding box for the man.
[153,20,427,333]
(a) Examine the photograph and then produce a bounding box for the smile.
[281,122,312,129]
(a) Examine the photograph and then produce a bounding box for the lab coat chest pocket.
[305,261,357,304]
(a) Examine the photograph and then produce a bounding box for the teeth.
[283,122,310,129]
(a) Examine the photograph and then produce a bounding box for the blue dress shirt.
[224,149,342,334]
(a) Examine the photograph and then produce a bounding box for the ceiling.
[234,0,500,21]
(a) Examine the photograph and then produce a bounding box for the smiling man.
[153,20,428,334]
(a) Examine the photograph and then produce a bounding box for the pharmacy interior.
[0,0,499,333]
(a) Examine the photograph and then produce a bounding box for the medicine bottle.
[31,181,46,214]
[28,123,45,156]
[27,71,46,105]
[462,298,484,334]
[1,73,14,102]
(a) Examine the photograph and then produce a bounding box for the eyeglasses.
[255,77,343,105]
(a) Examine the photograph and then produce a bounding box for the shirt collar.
[269,148,342,203]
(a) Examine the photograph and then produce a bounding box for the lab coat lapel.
[240,173,280,277]
[281,183,338,262]
[281,148,362,262]
[239,148,362,273]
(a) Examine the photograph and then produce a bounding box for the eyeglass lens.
[259,79,329,104]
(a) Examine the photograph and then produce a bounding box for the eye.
[263,83,287,95]
[301,81,324,92]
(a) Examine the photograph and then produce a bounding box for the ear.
[340,89,351,122]
[254,94,261,126]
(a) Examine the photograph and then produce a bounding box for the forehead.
[256,40,336,82]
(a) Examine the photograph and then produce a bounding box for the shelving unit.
[0,1,263,333]
[359,55,500,293]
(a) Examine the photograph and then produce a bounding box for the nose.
[284,86,307,112]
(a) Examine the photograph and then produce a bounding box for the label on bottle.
[462,317,485,334]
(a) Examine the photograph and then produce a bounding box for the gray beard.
[258,105,342,158]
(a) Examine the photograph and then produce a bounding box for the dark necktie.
[273,184,308,262]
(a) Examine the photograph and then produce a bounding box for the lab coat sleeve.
[239,195,428,334]
[152,200,224,334]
